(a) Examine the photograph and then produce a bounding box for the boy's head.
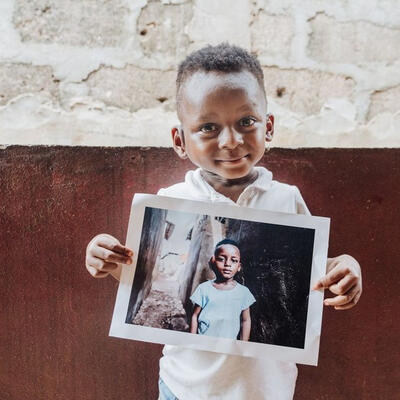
[171,43,274,181]
[176,43,266,105]
[210,238,241,280]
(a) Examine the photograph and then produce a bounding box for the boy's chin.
[199,164,258,183]
[215,168,256,181]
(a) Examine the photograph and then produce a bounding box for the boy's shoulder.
[191,280,212,296]
[235,282,252,293]
[157,181,195,199]
[269,179,298,193]
[198,280,213,289]
[156,169,210,201]
[266,180,310,215]
[268,179,305,203]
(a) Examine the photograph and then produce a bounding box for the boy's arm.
[240,308,251,341]
[313,254,362,310]
[190,305,202,334]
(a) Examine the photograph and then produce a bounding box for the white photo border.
[110,193,330,366]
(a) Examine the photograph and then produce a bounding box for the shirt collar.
[184,167,273,202]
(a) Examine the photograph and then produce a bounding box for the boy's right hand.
[85,234,133,280]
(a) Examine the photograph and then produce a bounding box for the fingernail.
[126,258,132,265]
[324,300,330,306]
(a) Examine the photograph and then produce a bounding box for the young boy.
[190,239,256,340]
[85,43,362,400]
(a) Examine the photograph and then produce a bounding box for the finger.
[328,272,358,295]
[86,265,110,278]
[97,236,133,256]
[324,285,359,307]
[91,247,132,265]
[313,265,349,290]
[87,256,119,272]
[112,243,133,257]
[333,291,362,310]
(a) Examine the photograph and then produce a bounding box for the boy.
[85,43,362,400]
[190,239,256,340]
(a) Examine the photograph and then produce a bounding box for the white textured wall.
[0,0,399,147]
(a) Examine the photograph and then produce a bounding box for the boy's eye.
[239,117,256,127]
[200,123,218,133]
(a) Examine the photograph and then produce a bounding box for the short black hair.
[214,238,240,254]
[176,43,265,98]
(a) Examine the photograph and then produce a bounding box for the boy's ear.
[266,113,274,142]
[171,125,188,159]
[208,256,216,269]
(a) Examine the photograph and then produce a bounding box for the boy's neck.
[200,168,258,202]
[213,277,237,289]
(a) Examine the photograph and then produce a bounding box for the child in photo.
[85,43,363,400]
[190,239,256,341]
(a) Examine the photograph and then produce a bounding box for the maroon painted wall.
[0,146,399,400]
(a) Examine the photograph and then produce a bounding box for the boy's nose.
[218,127,244,149]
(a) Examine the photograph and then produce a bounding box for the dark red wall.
[0,146,399,400]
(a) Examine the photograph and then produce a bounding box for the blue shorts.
[158,378,179,400]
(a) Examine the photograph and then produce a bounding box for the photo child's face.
[173,70,273,180]
[212,244,241,280]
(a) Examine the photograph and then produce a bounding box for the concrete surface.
[0,146,399,399]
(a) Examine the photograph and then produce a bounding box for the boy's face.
[173,70,273,180]
[212,244,241,280]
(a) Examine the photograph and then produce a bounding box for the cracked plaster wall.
[0,0,399,147]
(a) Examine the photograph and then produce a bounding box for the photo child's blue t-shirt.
[190,280,256,339]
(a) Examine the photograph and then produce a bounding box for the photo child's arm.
[190,305,202,334]
[313,254,362,310]
[240,308,251,341]
[85,233,133,281]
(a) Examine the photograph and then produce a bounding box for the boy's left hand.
[313,255,362,310]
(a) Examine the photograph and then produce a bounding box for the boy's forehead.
[184,70,256,90]
[179,70,265,111]
[215,244,241,255]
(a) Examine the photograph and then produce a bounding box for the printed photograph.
[110,194,329,365]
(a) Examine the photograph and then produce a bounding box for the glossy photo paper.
[110,194,330,366]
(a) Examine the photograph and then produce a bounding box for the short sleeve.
[190,284,204,307]
[242,287,256,310]
[294,186,311,216]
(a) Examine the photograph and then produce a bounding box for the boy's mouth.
[216,155,248,163]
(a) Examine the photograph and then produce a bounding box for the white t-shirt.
[157,167,310,400]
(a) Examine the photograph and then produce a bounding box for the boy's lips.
[222,269,233,274]
[216,155,248,163]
